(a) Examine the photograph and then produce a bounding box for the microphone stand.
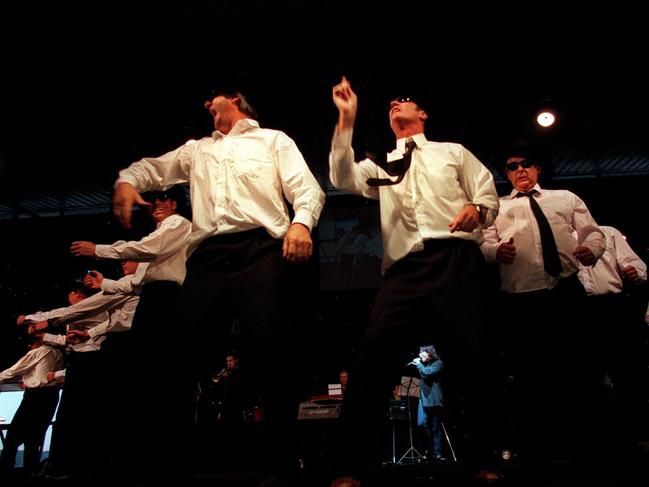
[397,374,425,464]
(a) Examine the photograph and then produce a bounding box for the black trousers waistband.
[189,228,280,269]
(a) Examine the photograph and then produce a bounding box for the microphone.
[406,360,417,366]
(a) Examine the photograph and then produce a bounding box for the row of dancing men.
[2,74,648,485]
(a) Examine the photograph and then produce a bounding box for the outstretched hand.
[71,241,97,257]
[83,271,104,289]
[67,329,90,345]
[113,182,151,229]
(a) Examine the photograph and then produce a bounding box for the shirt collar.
[395,133,427,152]
[508,183,543,198]
[212,118,260,139]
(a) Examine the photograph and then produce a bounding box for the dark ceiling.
[1,2,648,218]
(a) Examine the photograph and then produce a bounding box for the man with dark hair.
[480,141,605,466]
[0,333,63,476]
[110,73,325,481]
[70,185,190,479]
[21,264,142,479]
[410,345,444,462]
[330,76,499,478]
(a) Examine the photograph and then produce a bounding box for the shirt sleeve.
[101,275,135,294]
[0,349,40,382]
[47,292,135,328]
[24,307,68,323]
[275,132,325,231]
[458,146,500,228]
[87,295,139,337]
[417,360,444,379]
[94,215,190,262]
[480,223,501,263]
[609,227,648,282]
[571,193,606,260]
[329,128,380,200]
[42,333,67,347]
[115,145,192,192]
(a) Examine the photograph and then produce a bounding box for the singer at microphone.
[413,344,445,462]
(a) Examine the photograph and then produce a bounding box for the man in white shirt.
[71,191,191,480]
[329,76,500,476]
[22,265,141,479]
[578,225,648,453]
[109,74,325,480]
[480,141,605,465]
[0,334,64,475]
[19,284,109,479]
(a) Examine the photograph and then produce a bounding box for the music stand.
[397,376,425,464]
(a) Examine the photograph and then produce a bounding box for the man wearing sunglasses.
[480,142,605,468]
[69,184,191,479]
[329,76,500,479]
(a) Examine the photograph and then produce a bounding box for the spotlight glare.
[536,111,555,127]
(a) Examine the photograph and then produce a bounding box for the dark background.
[1,2,648,397]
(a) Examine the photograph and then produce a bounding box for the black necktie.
[366,137,416,187]
[517,190,562,277]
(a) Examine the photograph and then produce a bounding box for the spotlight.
[535,98,557,128]
[536,111,556,127]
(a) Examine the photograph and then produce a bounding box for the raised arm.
[329,76,379,198]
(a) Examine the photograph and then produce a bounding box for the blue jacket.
[416,359,444,407]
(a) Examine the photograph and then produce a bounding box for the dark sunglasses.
[143,191,172,203]
[505,159,535,172]
[395,95,418,104]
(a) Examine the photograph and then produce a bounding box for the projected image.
[318,206,382,290]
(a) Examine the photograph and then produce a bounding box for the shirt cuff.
[482,243,499,263]
[114,176,141,190]
[95,244,115,259]
[43,333,66,346]
[292,210,316,232]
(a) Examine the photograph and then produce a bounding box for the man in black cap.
[480,141,605,467]
[110,74,325,480]
[329,76,500,479]
[70,185,191,479]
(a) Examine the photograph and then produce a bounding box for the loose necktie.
[517,190,562,277]
[366,137,416,187]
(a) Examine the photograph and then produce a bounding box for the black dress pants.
[0,387,60,473]
[339,239,498,473]
[164,229,298,478]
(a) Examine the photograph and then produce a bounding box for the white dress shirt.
[26,278,140,351]
[27,310,108,352]
[578,225,647,295]
[0,345,65,388]
[116,118,325,253]
[101,263,148,294]
[481,184,605,293]
[95,214,190,286]
[330,130,499,272]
